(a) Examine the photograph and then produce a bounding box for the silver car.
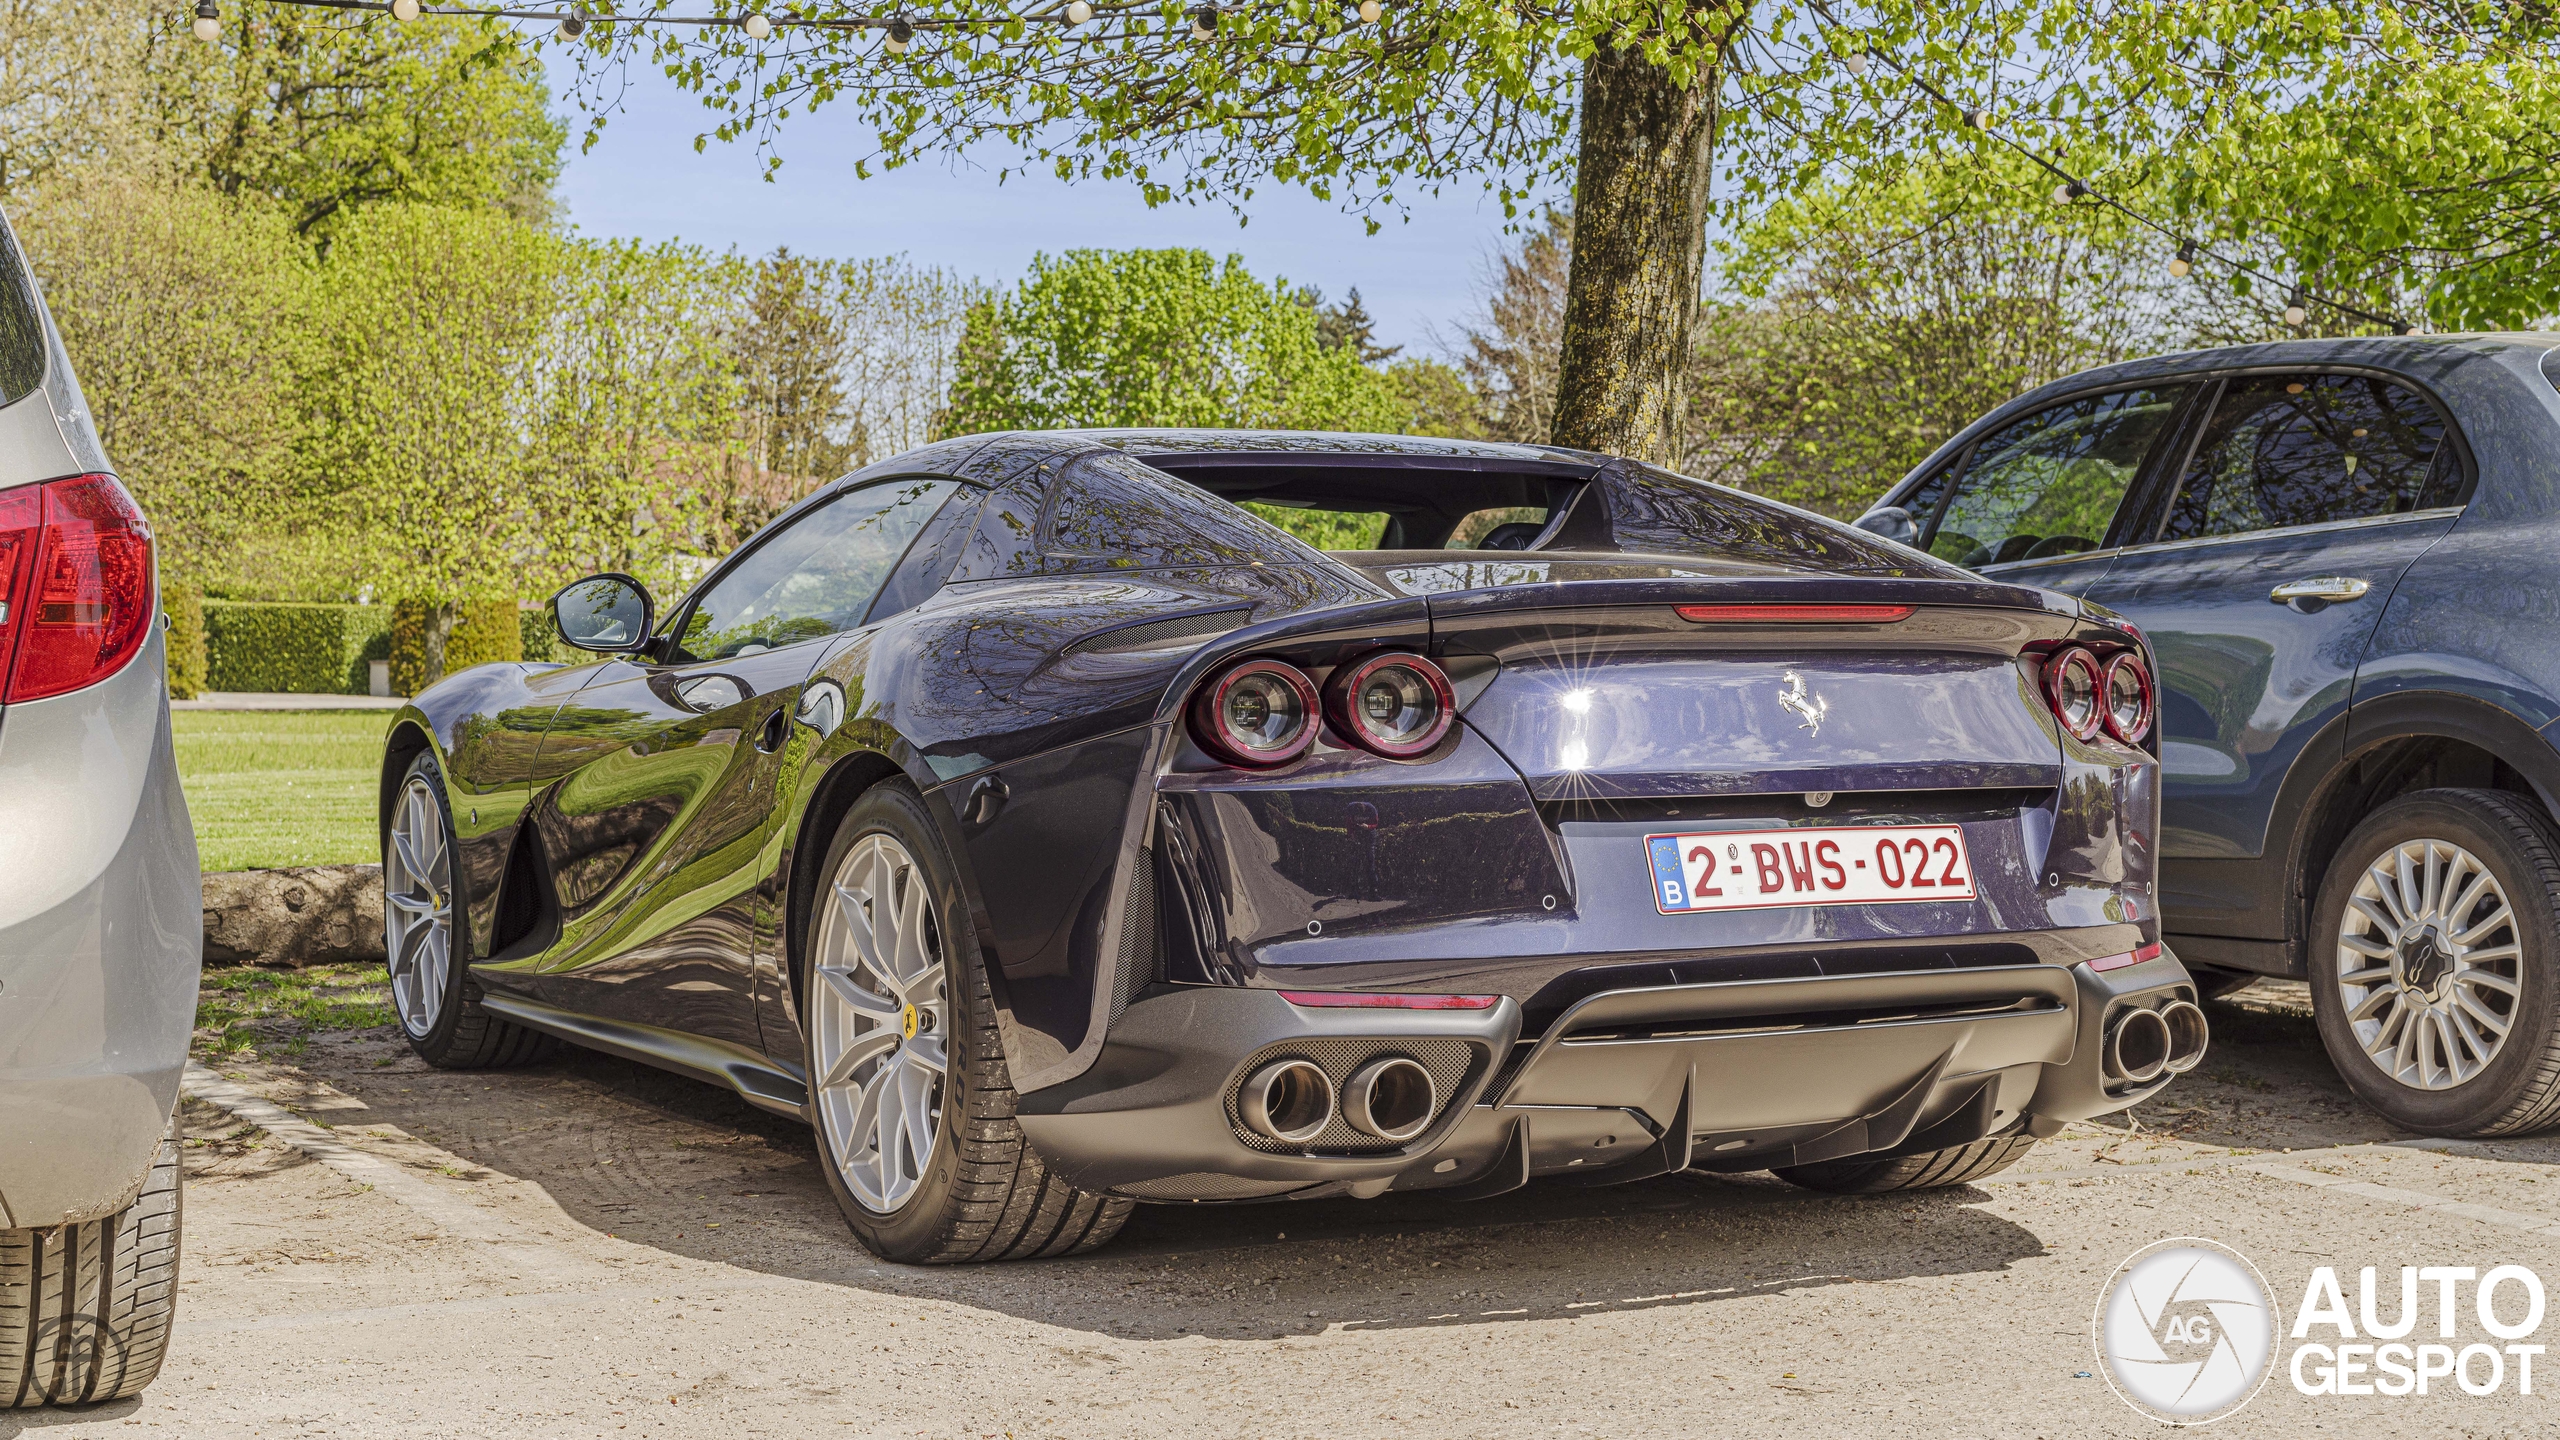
[0,209,199,1405]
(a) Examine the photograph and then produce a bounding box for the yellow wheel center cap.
[900,1003,920,1040]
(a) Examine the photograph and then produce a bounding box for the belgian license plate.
[1645,824,1978,914]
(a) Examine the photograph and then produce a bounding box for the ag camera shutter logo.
[2094,1237,2280,1424]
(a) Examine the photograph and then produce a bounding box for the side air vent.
[1061,606,1251,659]
[1108,848,1159,1026]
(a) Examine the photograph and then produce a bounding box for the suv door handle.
[2269,576,2371,605]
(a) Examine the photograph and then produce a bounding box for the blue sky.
[543,56,1558,357]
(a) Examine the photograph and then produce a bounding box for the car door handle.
[2269,576,2371,605]
[755,707,788,754]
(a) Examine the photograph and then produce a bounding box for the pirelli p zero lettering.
[1648,825,1978,914]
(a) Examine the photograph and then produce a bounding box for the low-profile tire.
[803,781,1132,1264]
[2308,788,2560,1138]
[385,750,555,1070]
[0,1111,181,1406]
[1772,1133,2039,1195]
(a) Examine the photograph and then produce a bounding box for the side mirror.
[552,574,654,653]
[1852,505,1919,547]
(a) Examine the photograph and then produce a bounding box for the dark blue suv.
[1855,335,2560,1137]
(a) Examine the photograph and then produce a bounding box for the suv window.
[2157,373,2458,542]
[674,478,959,661]
[0,217,46,406]
[1923,387,2190,567]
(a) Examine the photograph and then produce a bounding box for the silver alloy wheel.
[811,832,950,1215]
[383,774,454,1037]
[2337,837,2523,1090]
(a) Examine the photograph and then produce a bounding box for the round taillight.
[2101,651,2155,745]
[2045,646,2104,742]
[1324,651,1454,758]
[1190,658,1319,767]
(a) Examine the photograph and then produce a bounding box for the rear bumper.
[0,628,200,1229]
[1017,948,2198,1201]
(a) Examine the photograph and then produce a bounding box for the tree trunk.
[1550,39,1720,462]
[421,601,455,689]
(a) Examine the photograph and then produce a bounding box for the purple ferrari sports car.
[381,431,2203,1262]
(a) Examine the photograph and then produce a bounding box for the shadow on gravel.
[299,1029,2055,1339]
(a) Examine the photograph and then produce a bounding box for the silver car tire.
[0,1111,180,1406]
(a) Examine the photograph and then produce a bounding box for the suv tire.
[1773,1132,2038,1194]
[0,1112,181,1406]
[388,750,555,1070]
[804,782,1132,1263]
[2309,788,2560,1137]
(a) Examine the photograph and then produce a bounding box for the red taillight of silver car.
[1189,657,1321,767]
[0,474,155,703]
[1323,651,1454,759]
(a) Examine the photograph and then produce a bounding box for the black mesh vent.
[1222,1036,1482,1155]
[1108,849,1157,1027]
[1061,607,1249,658]
[1115,1172,1310,1201]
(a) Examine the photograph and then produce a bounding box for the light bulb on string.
[1962,107,1990,130]
[2168,240,2197,278]
[191,0,220,41]
[2050,178,2088,204]
[1357,0,1381,22]
[1065,0,1092,23]
[743,11,771,37]
[1844,51,1869,76]
[884,15,913,51]
[556,12,587,37]
[1191,3,1218,39]
[2284,289,2307,327]
[391,0,419,19]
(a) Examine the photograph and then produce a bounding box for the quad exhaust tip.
[2107,1006,2173,1086]
[1239,1058,1336,1143]
[2161,999,2210,1074]
[1343,1055,1437,1142]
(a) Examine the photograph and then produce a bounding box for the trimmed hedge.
[164,583,207,700]
[519,605,561,663]
[204,601,390,695]
[389,599,529,695]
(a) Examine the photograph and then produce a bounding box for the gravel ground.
[18,981,2560,1437]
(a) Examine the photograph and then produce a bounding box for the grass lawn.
[173,711,390,872]
[194,963,395,1061]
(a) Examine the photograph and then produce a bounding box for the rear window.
[0,216,45,407]
[1043,452,1327,573]
[1605,463,1943,576]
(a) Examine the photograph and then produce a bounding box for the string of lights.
[1800,0,2417,334]
[206,0,2418,332]
[190,0,1375,50]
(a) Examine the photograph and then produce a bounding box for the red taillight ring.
[1188,658,1319,768]
[1323,650,1455,759]
[2100,651,2156,746]
[2044,646,2105,743]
